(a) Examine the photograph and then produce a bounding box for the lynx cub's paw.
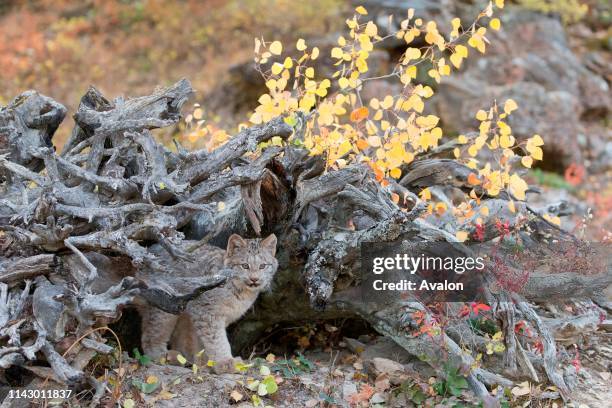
[213,357,244,374]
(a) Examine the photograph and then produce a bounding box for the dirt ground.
[113,331,611,408]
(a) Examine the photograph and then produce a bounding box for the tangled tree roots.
[1,80,609,406]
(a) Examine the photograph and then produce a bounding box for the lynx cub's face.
[223,234,278,291]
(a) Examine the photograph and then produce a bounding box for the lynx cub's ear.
[226,234,247,257]
[260,234,277,257]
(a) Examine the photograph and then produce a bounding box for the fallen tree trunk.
[0,81,608,405]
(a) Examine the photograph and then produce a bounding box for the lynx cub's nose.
[248,276,260,286]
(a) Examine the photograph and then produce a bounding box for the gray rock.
[433,7,610,167]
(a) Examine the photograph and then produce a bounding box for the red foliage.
[473,223,485,241]
[564,163,585,186]
[470,302,491,316]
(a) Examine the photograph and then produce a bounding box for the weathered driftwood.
[0,81,607,405]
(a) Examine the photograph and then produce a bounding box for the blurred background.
[0,0,610,236]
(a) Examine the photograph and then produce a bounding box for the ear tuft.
[260,234,277,257]
[226,234,247,257]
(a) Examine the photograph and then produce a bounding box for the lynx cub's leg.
[140,307,178,359]
[192,314,235,373]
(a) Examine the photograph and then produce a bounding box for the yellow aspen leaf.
[355,5,368,15]
[543,214,561,225]
[499,134,515,148]
[365,21,377,37]
[346,17,358,29]
[269,41,282,55]
[456,231,469,242]
[265,79,276,90]
[490,18,501,31]
[390,168,402,179]
[283,57,293,68]
[495,0,505,8]
[367,136,381,147]
[176,354,187,365]
[337,140,353,157]
[428,69,441,82]
[453,147,460,158]
[519,156,532,168]
[416,115,439,128]
[373,109,383,120]
[526,135,544,160]
[338,77,349,89]
[503,99,518,114]
[404,31,415,44]
[418,132,436,150]
[369,98,380,109]
[350,107,369,122]
[404,47,421,61]
[271,62,283,75]
[470,36,486,53]
[457,135,468,144]
[249,112,262,124]
[419,187,431,200]
[468,145,479,157]
[338,36,346,46]
[530,147,543,160]
[528,134,544,146]
[406,65,418,79]
[450,53,463,69]
[409,94,424,113]
[305,67,314,78]
[380,95,394,109]
[479,120,491,135]
[508,174,528,200]
[466,160,478,170]
[331,47,343,59]
[451,17,461,35]
[455,44,468,58]
[476,110,488,121]
[311,47,320,60]
[490,137,499,149]
[296,38,307,51]
[193,108,203,120]
[497,121,511,135]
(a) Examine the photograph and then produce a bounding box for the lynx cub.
[139,234,278,372]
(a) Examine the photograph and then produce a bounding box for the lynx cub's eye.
[259,264,269,270]
[241,263,250,270]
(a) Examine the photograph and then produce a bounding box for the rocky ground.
[103,329,611,408]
